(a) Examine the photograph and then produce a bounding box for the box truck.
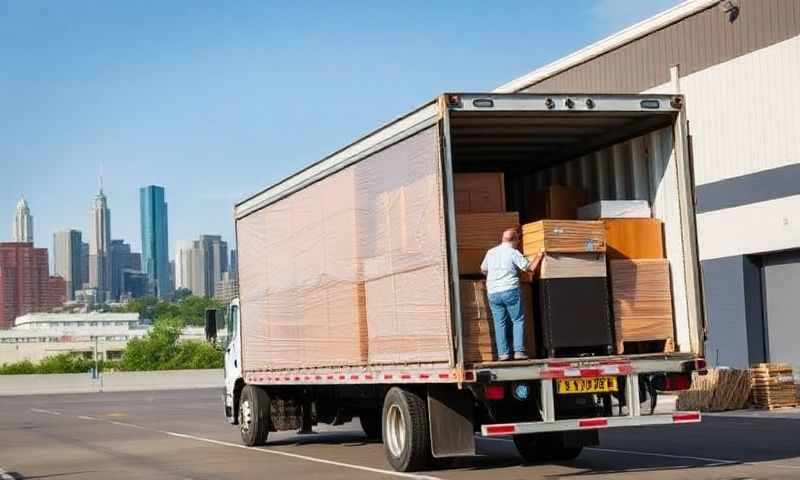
[222,93,706,472]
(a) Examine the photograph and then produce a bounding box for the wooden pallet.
[750,363,798,410]
[676,369,751,412]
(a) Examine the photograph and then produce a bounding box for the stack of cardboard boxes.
[595,206,674,354]
[521,188,614,357]
[454,176,676,361]
[454,173,535,363]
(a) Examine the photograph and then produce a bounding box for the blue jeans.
[488,287,525,357]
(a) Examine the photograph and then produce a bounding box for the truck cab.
[223,298,243,424]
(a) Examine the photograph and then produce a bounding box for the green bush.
[120,316,223,371]
[0,353,118,375]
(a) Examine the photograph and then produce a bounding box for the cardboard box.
[454,173,506,213]
[522,220,606,254]
[604,218,665,259]
[461,279,535,363]
[609,259,674,354]
[456,212,520,274]
[529,186,586,221]
[538,253,607,279]
[578,200,651,219]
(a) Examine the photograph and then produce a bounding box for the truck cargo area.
[446,93,702,370]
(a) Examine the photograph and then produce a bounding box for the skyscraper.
[140,185,171,298]
[53,229,83,300]
[175,240,205,296]
[199,235,228,297]
[109,239,137,300]
[88,188,111,301]
[80,242,89,290]
[229,249,237,277]
[0,242,65,329]
[12,197,33,243]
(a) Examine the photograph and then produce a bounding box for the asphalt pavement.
[1,388,799,479]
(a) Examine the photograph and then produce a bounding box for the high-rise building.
[214,271,239,306]
[12,197,33,243]
[229,249,237,276]
[175,240,205,296]
[131,252,141,271]
[140,185,171,298]
[120,269,148,300]
[109,239,138,300]
[80,242,89,290]
[199,235,228,297]
[88,188,111,301]
[53,229,83,300]
[0,243,65,329]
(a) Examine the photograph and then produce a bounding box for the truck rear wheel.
[359,410,382,440]
[382,387,432,472]
[239,384,270,446]
[513,432,583,463]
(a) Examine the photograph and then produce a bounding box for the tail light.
[485,384,505,401]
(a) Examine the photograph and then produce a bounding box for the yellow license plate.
[557,376,618,394]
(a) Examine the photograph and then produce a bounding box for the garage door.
[762,250,800,372]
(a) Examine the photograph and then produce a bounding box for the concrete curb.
[0,369,223,396]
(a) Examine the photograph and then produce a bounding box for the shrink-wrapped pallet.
[238,126,452,370]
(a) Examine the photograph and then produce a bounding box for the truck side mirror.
[205,308,217,343]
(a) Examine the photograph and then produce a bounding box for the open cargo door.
[440,93,704,370]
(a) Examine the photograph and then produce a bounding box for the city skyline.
[6,187,235,277]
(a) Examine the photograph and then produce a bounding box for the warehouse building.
[495,0,800,369]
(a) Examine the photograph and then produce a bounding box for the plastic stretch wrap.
[238,126,451,370]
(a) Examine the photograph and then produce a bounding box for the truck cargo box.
[234,93,703,376]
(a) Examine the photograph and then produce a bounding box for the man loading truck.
[481,228,535,361]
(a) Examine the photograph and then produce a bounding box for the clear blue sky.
[2,0,679,260]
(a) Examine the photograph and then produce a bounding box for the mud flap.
[427,384,475,458]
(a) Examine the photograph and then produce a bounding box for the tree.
[120,316,183,371]
[178,295,222,326]
[174,288,192,302]
[120,315,223,371]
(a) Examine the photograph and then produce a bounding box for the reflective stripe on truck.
[481,412,702,436]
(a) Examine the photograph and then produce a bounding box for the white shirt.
[480,243,529,295]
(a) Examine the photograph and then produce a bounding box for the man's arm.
[480,253,489,275]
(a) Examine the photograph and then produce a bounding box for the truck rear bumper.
[481,411,701,436]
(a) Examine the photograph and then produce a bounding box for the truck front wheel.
[382,387,432,472]
[513,432,583,463]
[239,385,270,446]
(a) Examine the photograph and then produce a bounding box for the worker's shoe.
[513,352,529,360]
[497,354,511,361]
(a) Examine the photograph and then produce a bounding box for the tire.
[382,387,432,472]
[359,410,382,440]
[513,432,583,463]
[239,385,270,446]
